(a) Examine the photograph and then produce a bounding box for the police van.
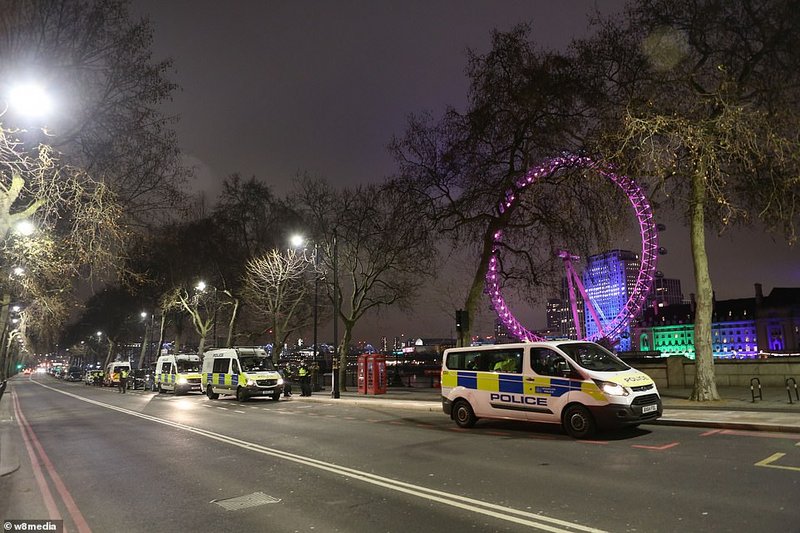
[441,341,662,438]
[103,361,131,387]
[155,353,202,395]
[201,347,284,402]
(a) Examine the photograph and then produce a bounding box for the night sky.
[130,0,798,343]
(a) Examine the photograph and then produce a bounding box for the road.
[2,375,799,533]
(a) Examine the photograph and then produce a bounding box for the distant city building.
[582,249,641,350]
[646,277,684,310]
[630,284,800,358]
[546,299,561,330]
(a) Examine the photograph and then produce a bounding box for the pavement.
[1,377,799,478]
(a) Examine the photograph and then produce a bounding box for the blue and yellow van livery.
[441,341,662,438]
[155,353,202,395]
[201,347,284,402]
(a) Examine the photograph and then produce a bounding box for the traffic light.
[455,309,470,333]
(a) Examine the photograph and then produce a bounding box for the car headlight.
[594,379,629,396]
[176,376,188,385]
[277,378,284,386]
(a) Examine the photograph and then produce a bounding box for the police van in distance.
[201,347,284,402]
[441,341,662,438]
[155,353,202,395]
[103,361,131,387]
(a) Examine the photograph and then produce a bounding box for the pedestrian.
[280,365,293,397]
[298,360,311,397]
[118,367,128,393]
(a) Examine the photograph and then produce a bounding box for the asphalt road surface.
[2,375,799,533]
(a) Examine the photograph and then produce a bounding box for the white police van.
[155,353,202,395]
[201,347,284,402]
[441,341,662,438]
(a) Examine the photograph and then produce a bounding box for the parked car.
[66,367,83,382]
[128,369,147,390]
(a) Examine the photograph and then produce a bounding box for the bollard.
[750,377,762,402]
[0,380,6,402]
[786,377,799,404]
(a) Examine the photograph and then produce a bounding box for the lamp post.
[196,281,217,349]
[290,234,323,391]
[332,230,340,399]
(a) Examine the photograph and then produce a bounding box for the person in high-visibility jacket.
[298,361,311,396]
[118,368,129,393]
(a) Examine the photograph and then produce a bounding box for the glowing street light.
[14,220,35,237]
[8,83,53,118]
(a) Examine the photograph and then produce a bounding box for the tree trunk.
[338,320,354,392]
[689,166,720,401]
[461,219,506,346]
[0,293,10,381]
[226,298,239,348]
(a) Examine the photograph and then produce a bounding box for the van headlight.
[247,379,257,386]
[593,379,629,396]
[176,376,188,385]
[277,378,284,386]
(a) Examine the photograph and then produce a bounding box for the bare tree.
[0,125,124,376]
[575,0,800,400]
[296,178,437,390]
[161,284,234,357]
[392,26,625,346]
[0,0,188,226]
[242,248,315,363]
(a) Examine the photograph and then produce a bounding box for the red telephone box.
[357,353,387,395]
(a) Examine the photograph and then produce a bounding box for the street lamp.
[196,281,217,348]
[7,83,53,119]
[291,234,323,392]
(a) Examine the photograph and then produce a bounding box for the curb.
[649,418,800,434]
[0,386,20,477]
[291,395,800,433]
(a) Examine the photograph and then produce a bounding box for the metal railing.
[750,377,762,402]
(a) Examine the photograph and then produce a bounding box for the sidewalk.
[293,385,800,433]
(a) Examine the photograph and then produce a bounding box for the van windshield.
[239,356,274,372]
[177,361,201,373]
[557,343,630,372]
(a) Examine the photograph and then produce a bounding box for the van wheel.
[272,392,281,401]
[236,387,248,402]
[453,400,477,428]
[563,405,596,439]
[206,385,219,400]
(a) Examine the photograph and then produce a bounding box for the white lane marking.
[234,410,246,414]
[30,380,606,533]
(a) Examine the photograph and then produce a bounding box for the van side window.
[530,348,570,377]
[212,358,229,373]
[160,362,172,374]
[491,349,522,373]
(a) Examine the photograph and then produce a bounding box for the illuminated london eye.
[485,154,660,344]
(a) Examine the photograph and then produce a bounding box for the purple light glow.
[486,154,659,343]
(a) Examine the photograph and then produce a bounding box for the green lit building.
[631,284,800,359]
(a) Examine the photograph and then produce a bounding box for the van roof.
[444,340,598,352]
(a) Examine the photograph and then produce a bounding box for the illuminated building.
[630,285,800,358]
[646,277,684,310]
[582,250,641,350]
